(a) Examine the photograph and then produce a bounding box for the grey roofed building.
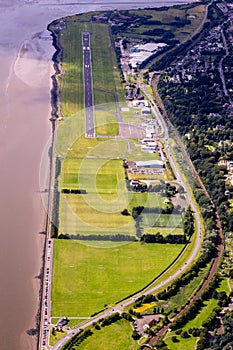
[136,160,164,168]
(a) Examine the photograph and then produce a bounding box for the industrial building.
[129,42,167,69]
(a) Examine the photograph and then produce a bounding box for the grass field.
[73,319,138,350]
[52,240,184,317]
[60,22,91,117]
[59,193,135,235]
[90,23,124,102]
[61,158,125,194]
[141,213,182,228]
[94,110,118,136]
[91,23,115,93]
[59,158,137,235]
[165,336,197,350]
[144,227,184,236]
[122,4,206,43]
[94,90,115,106]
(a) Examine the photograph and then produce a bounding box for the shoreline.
[37,21,62,350]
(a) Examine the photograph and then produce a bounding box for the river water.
[0,0,195,349]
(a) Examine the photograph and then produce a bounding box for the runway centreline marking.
[82,31,95,137]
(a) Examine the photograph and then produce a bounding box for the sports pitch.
[52,240,184,317]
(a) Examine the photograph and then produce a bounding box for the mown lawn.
[52,240,184,317]
[63,136,127,159]
[141,213,182,228]
[166,335,197,350]
[144,227,184,236]
[61,158,125,194]
[94,110,118,136]
[73,319,138,350]
[59,193,135,235]
[59,157,135,235]
[91,22,124,101]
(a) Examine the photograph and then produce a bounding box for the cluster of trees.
[62,329,93,350]
[134,294,156,308]
[141,233,186,244]
[61,189,87,194]
[183,206,194,238]
[131,182,148,192]
[143,28,174,39]
[61,188,87,194]
[170,299,204,330]
[156,6,233,279]
[100,313,121,327]
[58,233,136,242]
[168,275,225,339]
[129,308,142,319]
[132,206,144,220]
[149,38,192,71]
[208,310,233,350]
[138,16,190,28]
[114,46,125,83]
[51,157,61,238]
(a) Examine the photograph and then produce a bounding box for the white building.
[132,100,149,107]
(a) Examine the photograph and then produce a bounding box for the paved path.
[82,32,95,137]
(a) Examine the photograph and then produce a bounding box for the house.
[56,317,69,328]
[132,100,149,107]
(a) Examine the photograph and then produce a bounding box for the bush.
[172,335,179,342]
[121,208,130,216]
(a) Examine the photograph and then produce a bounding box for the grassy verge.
[73,319,138,350]
[165,336,197,350]
[50,329,67,346]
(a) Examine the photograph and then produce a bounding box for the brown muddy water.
[0,1,195,349]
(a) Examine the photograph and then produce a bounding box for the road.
[218,28,233,106]
[39,239,54,350]
[82,32,95,137]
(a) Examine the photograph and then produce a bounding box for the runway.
[82,32,95,137]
